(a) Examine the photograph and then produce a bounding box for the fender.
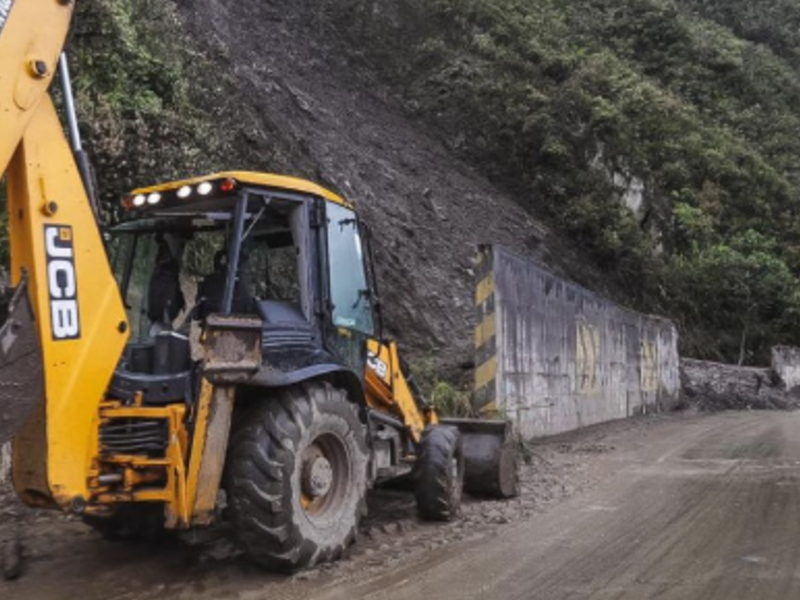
[249,363,364,407]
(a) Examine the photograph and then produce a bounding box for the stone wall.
[474,245,681,439]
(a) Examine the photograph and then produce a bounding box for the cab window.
[326,203,374,335]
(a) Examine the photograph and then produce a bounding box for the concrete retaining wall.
[771,346,800,390]
[473,245,680,439]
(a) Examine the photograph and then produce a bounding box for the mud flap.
[440,418,519,499]
[0,274,44,446]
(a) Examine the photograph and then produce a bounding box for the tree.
[669,230,800,364]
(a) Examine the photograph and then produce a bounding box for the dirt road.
[4,411,800,599]
[317,411,800,600]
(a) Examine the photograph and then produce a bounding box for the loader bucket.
[0,275,44,445]
[441,418,519,498]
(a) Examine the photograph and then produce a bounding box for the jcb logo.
[45,225,81,340]
[367,350,388,379]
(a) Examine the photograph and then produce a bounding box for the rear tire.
[225,382,368,572]
[416,426,464,521]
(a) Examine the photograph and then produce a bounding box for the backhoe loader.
[0,0,518,571]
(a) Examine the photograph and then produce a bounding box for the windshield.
[326,203,374,336]
[110,227,227,341]
[108,199,309,343]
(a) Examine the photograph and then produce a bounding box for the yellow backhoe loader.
[0,0,518,571]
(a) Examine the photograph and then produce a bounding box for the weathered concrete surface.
[474,245,680,438]
[771,346,800,391]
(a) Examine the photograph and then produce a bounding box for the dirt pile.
[680,358,800,412]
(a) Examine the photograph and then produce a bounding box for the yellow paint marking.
[474,313,497,348]
[474,356,498,391]
[641,341,659,392]
[478,401,499,416]
[576,322,600,395]
[475,273,495,306]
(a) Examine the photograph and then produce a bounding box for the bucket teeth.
[0,274,44,445]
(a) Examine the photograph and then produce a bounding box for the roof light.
[132,194,146,207]
[220,178,237,193]
[147,193,162,205]
[197,182,213,196]
[177,185,192,199]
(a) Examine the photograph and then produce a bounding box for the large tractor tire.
[416,426,464,521]
[82,504,166,542]
[225,382,369,572]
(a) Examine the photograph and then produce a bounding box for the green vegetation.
[69,0,235,204]
[325,0,800,363]
[1,0,269,268]
[430,382,474,418]
[408,357,473,417]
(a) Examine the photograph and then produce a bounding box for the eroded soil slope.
[176,0,599,372]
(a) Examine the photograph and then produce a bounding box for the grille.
[99,418,168,457]
[263,329,315,351]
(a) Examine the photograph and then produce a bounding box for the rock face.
[680,358,800,412]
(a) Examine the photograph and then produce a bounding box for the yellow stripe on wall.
[474,356,498,391]
[475,273,495,306]
[474,313,497,348]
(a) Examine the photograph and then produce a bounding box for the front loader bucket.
[0,275,44,445]
[441,418,520,498]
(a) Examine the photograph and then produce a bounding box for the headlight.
[197,182,213,196]
[177,185,192,199]
[147,193,162,205]
[132,194,146,207]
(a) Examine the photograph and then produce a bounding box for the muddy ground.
[0,414,667,600]
[314,410,800,600]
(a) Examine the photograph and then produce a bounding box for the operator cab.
[107,172,376,407]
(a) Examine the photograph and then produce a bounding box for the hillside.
[24,0,800,368]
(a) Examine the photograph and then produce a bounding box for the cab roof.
[131,171,352,208]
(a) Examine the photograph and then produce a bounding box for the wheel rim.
[299,433,352,525]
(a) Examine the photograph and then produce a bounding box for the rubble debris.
[680,358,800,412]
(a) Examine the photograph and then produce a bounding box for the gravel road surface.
[3,411,798,599]
[315,411,800,600]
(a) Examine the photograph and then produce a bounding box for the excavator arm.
[0,0,128,509]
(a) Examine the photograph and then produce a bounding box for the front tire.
[225,382,368,572]
[416,426,464,521]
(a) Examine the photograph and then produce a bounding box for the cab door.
[324,202,375,374]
